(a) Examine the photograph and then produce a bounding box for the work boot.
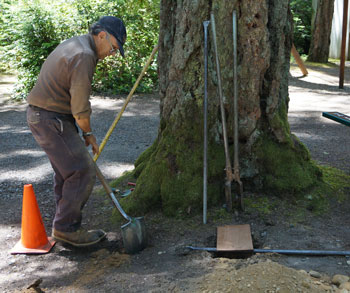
[52,228,106,247]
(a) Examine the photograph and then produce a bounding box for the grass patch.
[244,196,275,216]
[287,165,350,221]
[318,165,350,202]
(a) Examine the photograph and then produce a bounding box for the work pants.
[26,105,96,232]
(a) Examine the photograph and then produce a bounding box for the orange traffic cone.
[11,184,55,254]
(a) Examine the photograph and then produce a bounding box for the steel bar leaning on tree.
[203,20,210,224]
[232,10,244,210]
[210,12,233,212]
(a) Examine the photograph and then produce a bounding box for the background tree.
[123,0,321,217]
[307,0,335,62]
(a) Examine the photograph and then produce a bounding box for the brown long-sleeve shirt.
[27,34,98,119]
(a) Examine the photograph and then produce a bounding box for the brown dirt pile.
[197,258,334,292]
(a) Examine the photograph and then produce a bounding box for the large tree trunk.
[124,0,321,216]
[307,0,335,62]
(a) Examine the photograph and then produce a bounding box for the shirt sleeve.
[68,52,96,119]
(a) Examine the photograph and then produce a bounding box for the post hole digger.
[203,20,210,224]
[93,45,158,254]
[210,12,243,212]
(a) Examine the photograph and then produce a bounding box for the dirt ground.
[1,62,350,292]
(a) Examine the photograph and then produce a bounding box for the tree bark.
[124,0,321,216]
[307,0,335,63]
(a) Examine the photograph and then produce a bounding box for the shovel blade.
[121,217,147,254]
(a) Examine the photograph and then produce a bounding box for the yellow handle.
[94,44,159,162]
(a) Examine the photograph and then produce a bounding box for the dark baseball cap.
[97,16,126,57]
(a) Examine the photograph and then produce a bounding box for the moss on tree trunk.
[121,0,322,217]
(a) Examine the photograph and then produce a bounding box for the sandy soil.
[1,62,350,292]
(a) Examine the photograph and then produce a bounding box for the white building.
[329,0,350,59]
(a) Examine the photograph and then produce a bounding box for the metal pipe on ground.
[95,163,147,254]
[186,246,350,256]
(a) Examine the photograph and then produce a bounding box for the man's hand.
[74,116,99,155]
[83,134,99,155]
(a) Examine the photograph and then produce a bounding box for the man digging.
[26,16,126,247]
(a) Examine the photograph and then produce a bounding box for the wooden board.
[216,224,253,251]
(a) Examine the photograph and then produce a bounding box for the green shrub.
[0,0,21,73]
[13,3,60,99]
[0,0,159,99]
[290,0,312,55]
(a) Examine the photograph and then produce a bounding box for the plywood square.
[216,224,253,251]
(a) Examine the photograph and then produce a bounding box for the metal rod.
[210,12,233,212]
[232,11,244,210]
[339,0,349,89]
[186,246,350,256]
[232,11,239,174]
[253,249,350,256]
[203,20,210,224]
[186,246,217,252]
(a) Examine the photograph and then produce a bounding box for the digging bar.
[211,12,233,212]
[186,246,350,256]
[94,163,147,254]
[232,11,244,210]
[203,20,210,224]
[186,224,350,256]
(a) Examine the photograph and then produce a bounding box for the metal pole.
[186,246,350,256]
[339,0,349,89]
[233,10,239,175]
[203,20,210,224]
[253,249,350,256]
[232,10,244,210]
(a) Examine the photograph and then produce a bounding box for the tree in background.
[307,0,335,62]
[122,0,321,217]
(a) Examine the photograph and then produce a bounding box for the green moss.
[269,99,293,145]
[290,59,338,69]
[321,166,350,194]
[135,139,158,169]
[109,94,228,219]
[304,60,338,68]
[255,134,321,194]
[244,196,275,215]
[210,207,234,222]
[109,171,136,189]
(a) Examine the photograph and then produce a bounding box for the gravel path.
[289,63,350,174]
